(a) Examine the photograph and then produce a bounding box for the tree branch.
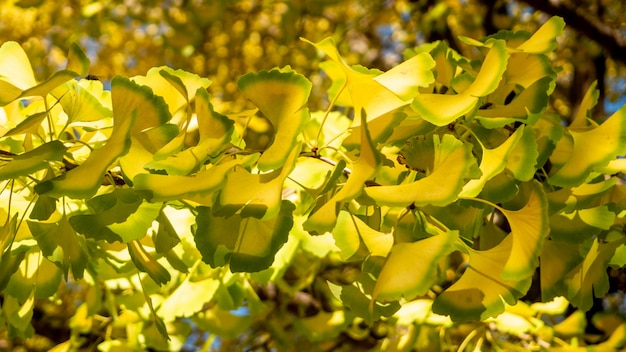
[520,0,626,64]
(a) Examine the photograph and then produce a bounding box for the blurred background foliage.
[1,0,625,119]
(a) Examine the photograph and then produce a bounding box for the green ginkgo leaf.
[432,236,531,322]
[505,126,539,181]
[304,114,381,233]
[372,230,458,302]
[365,134,478,208]
[28,214,88,279]
[0,141,66,181]
[561,238,623,311]
[238,67,312,171]
[193,201,295,272]
[549,104,626,187]
[68,189,159,243]
[411,40,508,126]
[550,206,615,243]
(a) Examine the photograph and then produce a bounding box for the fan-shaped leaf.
[365,134,479,207]
[373,231,458,302]
[550,104,626,187]
[238,67,312,171]
[193,201,295,272]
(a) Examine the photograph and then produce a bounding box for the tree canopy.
[0,0,626,351]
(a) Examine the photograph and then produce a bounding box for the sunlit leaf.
[193,201,295,272]
[365,134,479,207]
[432,236,531,322]
[238,67,312,171]
[35,108,136,198]
[372,231,458,302]
[131,66,211,117]
[158,277,220,322]
[144,88,235,175]
[460,126,527,198]
[134,155,257,204]
[0,41,37,92]
[66,42,90,77]
[216,146,298,220]
[550,104,626,187]
[28,214,88,279]
[69,189,160,243]
[58,79,113,124]
[498,181,549,280]
[0,140,66,181]
[570,80,599,130]
[110,75,171,134]
[333,211,393,260]
[304,114,381,233]
[515,16,565,54]
[411,40,508,126]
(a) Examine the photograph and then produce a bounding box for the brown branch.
[520,0,626,65]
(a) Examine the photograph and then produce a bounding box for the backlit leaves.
[237,67,312,171]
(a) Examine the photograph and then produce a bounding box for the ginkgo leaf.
[0,41,37,91]
[549,207,614,243]
[475,76,552,128]
[561,238,623,311]
[570,81,599,130]
[365,134,479,208]
[66,42,90,77]
[143,88,235,175]
[0,140,66,181]
[134,155,258,204]
[303,37,412,121]
[549,104,626,187]
[515,16,565,54]
[132,66,211,117]
[460,127,527,198]
[128,240,171,285]
[372,51,436,100]
[411,40,508,126]
[238,67,312,171]
[28,214,88,280]
[498,180,549,280]
[193,201,295,272]
[505,126,539,181]
[34,108,136,199]
[216,146,298,220]
[372,231,458,302]
[304,114,381,233]
[6,248,63,300]
[432,236,531,322]
[111,75,171,134]
[68,189,160,243]
[158,277,220,322]
[333,211,393,260]
[58,79,113,124]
